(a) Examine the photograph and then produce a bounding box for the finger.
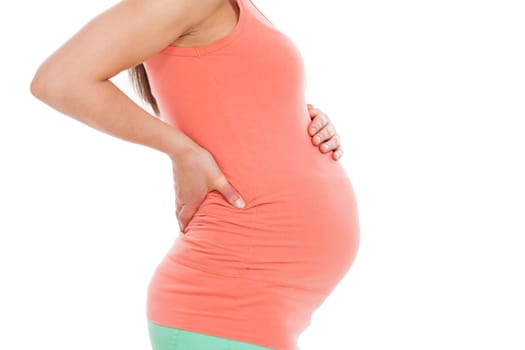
[309,108,321,118]
[307,106,320,119]
[309,112,329,136]
[176,203,198,233]
[212,174,245,208]
[306,103,316,114]
[319,135,340,153]
[312,123,335,146]
[332,148,344,161]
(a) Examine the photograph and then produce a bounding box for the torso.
[169,0,240,48]
[143,1,360,348]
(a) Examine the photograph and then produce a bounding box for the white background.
[1,0,524,349]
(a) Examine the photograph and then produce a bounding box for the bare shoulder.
[118,0,227,37]
[32,0,228,83]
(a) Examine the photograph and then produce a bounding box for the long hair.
[128,64,160,116]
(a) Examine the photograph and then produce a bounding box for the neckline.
[160,0,245,57]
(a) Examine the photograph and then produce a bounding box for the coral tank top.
[142,0,360,349]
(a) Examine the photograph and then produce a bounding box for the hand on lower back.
[170,145,245,233]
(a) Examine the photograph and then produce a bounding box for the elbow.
[30,69,48,101]
[30,64,72,105]
[30,67,61,104]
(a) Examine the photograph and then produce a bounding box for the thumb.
[212,174,245,208]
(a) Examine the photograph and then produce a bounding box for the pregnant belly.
[167,159,360,295]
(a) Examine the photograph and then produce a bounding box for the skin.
[30,0,343,232]
[307,104,344,161]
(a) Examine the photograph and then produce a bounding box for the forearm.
[31,76,195,159]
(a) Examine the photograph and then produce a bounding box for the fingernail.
[234,198,245,208]
[310,127,317,134]
[314,136,321,144]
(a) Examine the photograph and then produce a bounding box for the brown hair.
[128,64,160,116]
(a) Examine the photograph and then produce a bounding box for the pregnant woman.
[30,0,360,349]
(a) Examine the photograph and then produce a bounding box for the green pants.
[147,320,281,350]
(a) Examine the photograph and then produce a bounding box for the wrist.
[165,129,200,162]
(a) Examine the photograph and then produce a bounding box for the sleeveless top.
[143,0,360,349]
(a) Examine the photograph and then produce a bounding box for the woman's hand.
[170,145,246,233]
[307,104,344,161]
